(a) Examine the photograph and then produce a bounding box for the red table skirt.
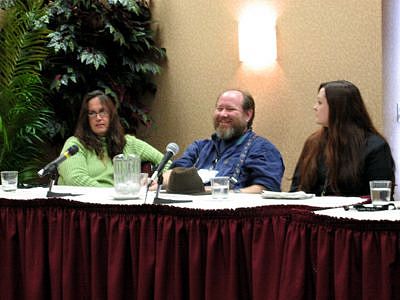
[0,198,399,300]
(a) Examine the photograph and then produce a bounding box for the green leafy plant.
[42,0,166,144]
[0,0,54,181]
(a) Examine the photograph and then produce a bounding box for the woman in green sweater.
[58,90,170,186]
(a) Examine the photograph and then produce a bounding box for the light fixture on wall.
[238,3,277,70]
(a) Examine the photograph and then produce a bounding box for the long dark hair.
[74,90,125,159]
[296,80,385,194]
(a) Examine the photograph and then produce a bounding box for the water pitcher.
[113,154,141,197]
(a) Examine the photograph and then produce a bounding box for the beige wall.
[143,0,383,191]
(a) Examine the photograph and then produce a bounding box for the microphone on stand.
[149,142,179,185]
[145,143,179,203]
[38,145,79,177]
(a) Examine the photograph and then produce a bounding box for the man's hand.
[237,184,265,194]
[148,169,172,191]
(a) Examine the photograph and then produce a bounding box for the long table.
[0,187,399,299]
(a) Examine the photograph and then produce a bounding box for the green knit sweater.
[58,135,170,187]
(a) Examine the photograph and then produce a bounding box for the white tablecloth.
[315,206,400,221]
[2,185,400,220]
[0,185,364,207]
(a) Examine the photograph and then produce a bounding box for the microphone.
[38,145,79,177]
[149,142,179,184]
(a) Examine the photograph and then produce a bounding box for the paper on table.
[261,191,315,199]
[197,169,218,184]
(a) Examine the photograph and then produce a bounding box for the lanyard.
[230,132,258,188]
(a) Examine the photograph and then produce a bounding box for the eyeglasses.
[88,111,109,118]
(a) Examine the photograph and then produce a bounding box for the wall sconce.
[239,4,277,69]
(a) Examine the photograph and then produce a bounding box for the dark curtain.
[0,198,399,300]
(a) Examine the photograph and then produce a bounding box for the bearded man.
[163,89,284,193]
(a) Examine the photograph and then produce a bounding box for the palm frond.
[0,0,54,181]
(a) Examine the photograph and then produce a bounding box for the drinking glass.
[1,171,18,192]
[369,180,391,206]
[211,176,229,199]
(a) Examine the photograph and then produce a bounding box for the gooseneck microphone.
[38,145,79,177]
[149,142,179,184]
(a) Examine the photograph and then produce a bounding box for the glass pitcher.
[113,154,141,197]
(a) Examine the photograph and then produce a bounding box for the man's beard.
[214,118,247,140]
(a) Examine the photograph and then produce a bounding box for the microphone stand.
[154,175,163,200]
[152,173,192,204]
[144,174,163,204]
[46,171,58,197]
[46,168,81,198]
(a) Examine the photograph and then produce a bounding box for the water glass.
[139,172,149,190]
[1,171,18,192]
[211,176,229,199]
[369,180,391,206]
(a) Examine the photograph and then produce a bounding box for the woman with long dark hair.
[290,80,395,196]
[58,90,168,186]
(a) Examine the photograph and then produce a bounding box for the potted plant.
[0,0,54,182]
[41,0,166,146]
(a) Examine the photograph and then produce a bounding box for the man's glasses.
[88,111,109,118]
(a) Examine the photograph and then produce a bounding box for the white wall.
[383,0,400,199]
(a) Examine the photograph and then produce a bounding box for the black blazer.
[290,133,395,197]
